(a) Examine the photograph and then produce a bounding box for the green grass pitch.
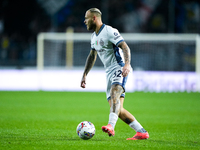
[0,91,199,150]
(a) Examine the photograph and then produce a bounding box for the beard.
[87,21,96,31]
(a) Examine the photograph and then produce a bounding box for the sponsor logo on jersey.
[96,49,105,52]
[114,36,121,40]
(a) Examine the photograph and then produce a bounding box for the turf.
[0,91,199,150]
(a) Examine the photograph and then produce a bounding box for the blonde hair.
[88,8,102,17]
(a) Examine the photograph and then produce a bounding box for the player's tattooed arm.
[81,50,97,88]
[118,41,131,77]
[83,50,97,77]
[118,41,131,65]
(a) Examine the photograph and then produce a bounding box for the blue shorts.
[106,66,128,101]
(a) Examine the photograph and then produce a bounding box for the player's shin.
[108,98,120,129]
[108,112,118,129]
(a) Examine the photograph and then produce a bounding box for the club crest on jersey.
[96,40,98,45]
[100,38,104,46]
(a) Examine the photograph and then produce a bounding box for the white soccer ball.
[76,121,95,140]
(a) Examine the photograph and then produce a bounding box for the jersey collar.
[95,24,105,36]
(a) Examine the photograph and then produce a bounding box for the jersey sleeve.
[107,26,124,46]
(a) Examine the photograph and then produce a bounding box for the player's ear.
[93,15,96,21]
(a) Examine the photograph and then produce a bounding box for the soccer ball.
[76,121,95,140]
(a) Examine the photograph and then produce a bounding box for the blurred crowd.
[0,0,199,68]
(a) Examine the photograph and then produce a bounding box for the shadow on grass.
[0,136,108,142]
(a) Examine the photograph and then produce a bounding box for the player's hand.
[80,76,86,88]
[122,64,131,77]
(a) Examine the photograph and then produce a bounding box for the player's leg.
[102,84,123,136]
[108,84,124,126]
[119,97,149,140]
[118,97,135,124]
[110,84,123,115]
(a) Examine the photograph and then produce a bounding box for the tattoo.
[118,41,131,64]
[124,118,132,124]
[112,99,120,114]
[83,50,97,76]
[110,84,124,115]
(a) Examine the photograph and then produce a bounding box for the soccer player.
[80,8,149,140]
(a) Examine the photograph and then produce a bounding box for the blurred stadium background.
[0,0,200,92]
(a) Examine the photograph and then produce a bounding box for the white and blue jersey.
[91,24,125,71]
[91,24,128,100]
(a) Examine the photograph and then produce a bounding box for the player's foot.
[126,132,149,140]
[102,124,115,137]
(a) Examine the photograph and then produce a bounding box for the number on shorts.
[113,70,122,78]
